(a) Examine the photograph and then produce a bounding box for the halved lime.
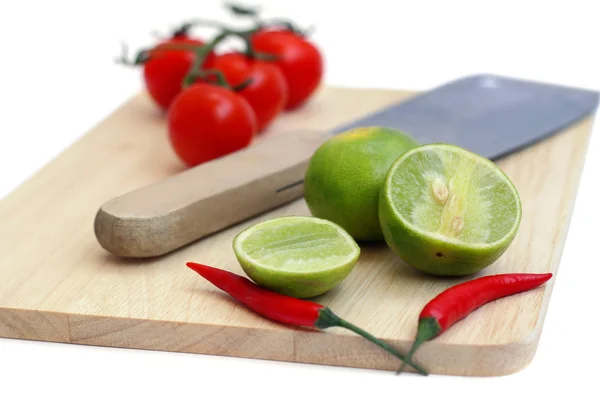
[232,216,360,298]
[379,143,522,276]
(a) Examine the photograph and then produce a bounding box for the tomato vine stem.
[115,10,290,91]
[224,2,310,36]
[182,32,229,87]
[179,25,278,89]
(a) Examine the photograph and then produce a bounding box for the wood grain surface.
[0,86,594,376]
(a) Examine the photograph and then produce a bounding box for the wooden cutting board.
[0,86,594,377]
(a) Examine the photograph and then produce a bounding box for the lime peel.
[303,126,420,241]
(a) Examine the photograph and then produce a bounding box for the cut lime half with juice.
[233,216,360,298]
[379,143,522,276]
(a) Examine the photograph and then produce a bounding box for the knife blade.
[330,74,599,160]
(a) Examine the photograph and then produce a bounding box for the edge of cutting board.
[0,302,548,376]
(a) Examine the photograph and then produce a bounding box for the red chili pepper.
[398,272,553,373]
[186,262,428,375]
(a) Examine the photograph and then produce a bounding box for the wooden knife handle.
[94,130,326,258]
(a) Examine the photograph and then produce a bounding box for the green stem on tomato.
[196,69,229,87]
[178,21,279,62]
[181,32,229,87]
[174,18,283,60]
[252,51,279,61]
[114,42,135,66]
[150,21,205,41]
[171,22,195,38]
[231,77,254,91]
[177,18,233,32]
[256,19,306,35]
[114,42,158,66]
[184,69,252,92]
[223,2,309,35]
[225,2,261,17]
[238,32,256,58]
[116,41,207,67]
[229,30,279,61]
[179,27,275,89]
[177,18,258,37]
[168,19,270,58]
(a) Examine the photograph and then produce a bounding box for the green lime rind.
[232,216,360,298]
[304,127,420,242]
[379,143,522,276]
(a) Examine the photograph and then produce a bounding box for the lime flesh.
[233,216,360,298]
[379,143,522,276]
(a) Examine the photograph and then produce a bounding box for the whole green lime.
[304,127,419,241]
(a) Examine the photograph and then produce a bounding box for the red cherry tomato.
[251,30,323,110]
[167,83,257,167]
[143,36,216,111]
[211,52,287,132]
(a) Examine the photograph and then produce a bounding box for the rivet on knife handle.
[94,131,326,258]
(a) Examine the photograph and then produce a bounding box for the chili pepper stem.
[315,308,429,375]
[397,317,441,375]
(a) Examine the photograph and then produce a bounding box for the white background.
[1,0,599,398]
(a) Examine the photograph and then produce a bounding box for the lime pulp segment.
[233,217,360,273]
[386,144,521,247]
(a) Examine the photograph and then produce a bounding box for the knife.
[94,74,599,258]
